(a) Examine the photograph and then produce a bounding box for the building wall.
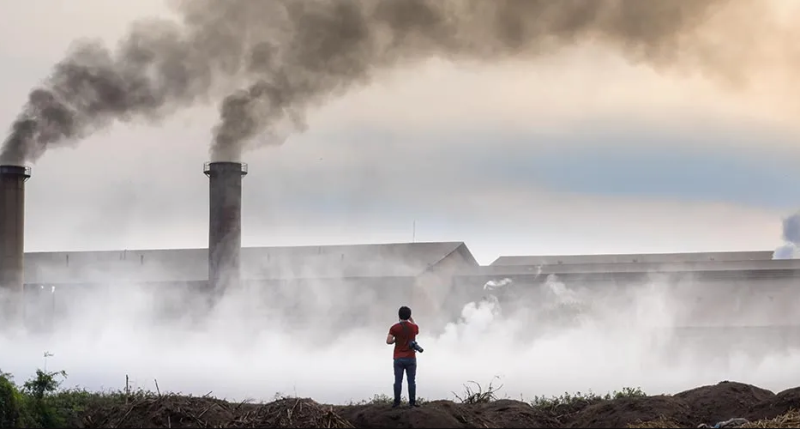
[492,250,774,266]
[411,247,477,327]
[243,276,415,329]
[20,244,800,333]
[452,269,800,328]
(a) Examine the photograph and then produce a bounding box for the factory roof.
[23,241,477,284]
[491,250,774,266]
[468,258,800,279]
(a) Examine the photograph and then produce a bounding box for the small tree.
[0,370,19,428]
[20,369,68,428]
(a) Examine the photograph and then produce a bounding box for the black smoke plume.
[0,0,773,164]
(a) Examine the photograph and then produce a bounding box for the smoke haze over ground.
[1,0,799,164]
[2,269,800,405]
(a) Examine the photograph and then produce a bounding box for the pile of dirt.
[535,396,605,426]
[476,400,560,428]
[625,417,683,428]
[567,395,693,428]
[675,381,775,426]
[337,400,491,428]
[742,409,800,428]
[74,381,800,428]
[229,398,353,428]
[82,395,351,428]
[748,388,800,421]
[336,399,559,428]
[83,395,235,428]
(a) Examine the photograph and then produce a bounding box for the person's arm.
[408,317,419,335]
[386,325,397,345]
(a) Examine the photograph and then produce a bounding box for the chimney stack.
[204,162,248,297]
[0,165,31,324]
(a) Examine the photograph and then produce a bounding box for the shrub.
[0,370,19,428]
[532,386,646,412]
[453,377,504,404]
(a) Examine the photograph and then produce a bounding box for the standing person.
[386,306,420,408]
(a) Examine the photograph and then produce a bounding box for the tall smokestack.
[204,161,248,297]
[0,165,31,324]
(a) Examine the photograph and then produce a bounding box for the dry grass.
[227,397,354,429]
[741,410,800,428]
[81,394,354,428]
[452,378,504,405]
[626,416,682,428]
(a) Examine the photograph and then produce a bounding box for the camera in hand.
[409,340,424,353]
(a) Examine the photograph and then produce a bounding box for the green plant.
[0,370,19,428]
[15,369,69,428]
[365,394,393,405]
[611,386,646,399]
[347,393,428,406]
[22,370,66,401]
[453,377,504,404]
[531,386,647,412]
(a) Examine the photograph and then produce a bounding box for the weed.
[453,377,504,404]
[348,393,428,406]
[532,386,646,412]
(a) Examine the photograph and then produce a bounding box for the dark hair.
[398,306,412,321]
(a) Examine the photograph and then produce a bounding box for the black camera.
[409,340,424,353]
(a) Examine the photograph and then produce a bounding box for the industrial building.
[20,241,479,329]
[18,243,800,333]
[3,162,800,345]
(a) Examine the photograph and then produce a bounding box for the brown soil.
[674,381,775,426]
[83,396,353,428]
[567,395,693,428]
[75,381,800,428]
[748,387,800,421]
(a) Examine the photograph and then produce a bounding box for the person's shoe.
[408,403,420,408]
[391,402,401,409]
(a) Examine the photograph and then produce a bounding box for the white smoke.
[483,277,513,291]
[2,263,800,405]
[773,243,799,260]
[772,212,800,259]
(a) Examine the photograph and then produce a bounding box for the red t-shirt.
[389,321,420,359]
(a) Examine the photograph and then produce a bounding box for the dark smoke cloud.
[0,0,772,165]
[782,213,800,245]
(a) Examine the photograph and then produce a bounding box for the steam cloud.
[0,0,776,165]
[772,212,800,259]
[5,267,800,404]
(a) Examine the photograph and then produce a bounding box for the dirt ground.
[76,381,800,428]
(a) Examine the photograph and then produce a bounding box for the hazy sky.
[3,0,800,264]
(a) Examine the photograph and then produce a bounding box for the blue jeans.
[393,357,417,405]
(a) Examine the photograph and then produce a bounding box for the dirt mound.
[748,387,800,421]
[626,417,683,428]
[568,395,693,428]
[82,395,351,428]
[535,397,606,426]
[338,400,489,428]
[742,409,800,428]
[83,395,235,428]
[476,399,560,428]
[72,381,800,428]
[231,398,353,428]
[675,381,775,426]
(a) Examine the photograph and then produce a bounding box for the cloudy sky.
[2,0,800,264]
